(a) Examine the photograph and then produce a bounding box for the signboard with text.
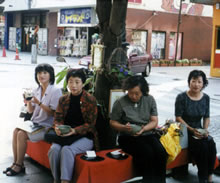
[60,8,92,25]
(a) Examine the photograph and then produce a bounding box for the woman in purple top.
[3,64,62,176]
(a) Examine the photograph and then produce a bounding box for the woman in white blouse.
[3,63,62,176]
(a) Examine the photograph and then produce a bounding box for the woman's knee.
[48,144,61,156]
[61,146,75,156]
[13,128,20,137]
[17,130,28,141]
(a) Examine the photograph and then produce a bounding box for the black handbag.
[44,128,83,146]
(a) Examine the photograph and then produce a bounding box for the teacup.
[23,89,34,101]
[57,125,71,135]
[130,124,142,134]
[196,128,208,136]
[110,150,121,158]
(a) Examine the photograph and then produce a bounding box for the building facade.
[2,0,213,62]
[3,0,98,56]
[127,0,213,62]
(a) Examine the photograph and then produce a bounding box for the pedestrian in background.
[175,70,217,183]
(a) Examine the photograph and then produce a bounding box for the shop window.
[217,27,220,49]
[131,30,147,50]
[58,27,88,57]
[168,32,182,60]
[40,14,46,28]
[151,32,166,59]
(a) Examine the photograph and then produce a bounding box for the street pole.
[174,0,183,66]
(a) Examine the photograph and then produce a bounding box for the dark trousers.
[188,135,217,182]
[118,135,167,183]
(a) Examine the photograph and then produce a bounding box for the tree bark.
[94,0,128,149]
[95,0,128,107]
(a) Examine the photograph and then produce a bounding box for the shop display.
[38,28,48,55]
[57,27,88,57]
[9,27,16,51]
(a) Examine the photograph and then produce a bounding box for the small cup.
[130,124,142,134]
[110,150,121,158]
[24,92,33,100]
[57,125,71,135]
[196,128,208,136]
[23,88,34,101]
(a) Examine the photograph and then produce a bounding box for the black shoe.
[6,164,25,176]
[3,163,15,174]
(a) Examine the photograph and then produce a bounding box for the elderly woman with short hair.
[110,75,167,183]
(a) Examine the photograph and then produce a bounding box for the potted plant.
[168,60,174,66]
[175,60,182,66]
[182,59,189,66]
[197,59,203,66]
[152,60,160,67]
[108,65,133,88]
[160,59,169,67]
[190,58,202,66]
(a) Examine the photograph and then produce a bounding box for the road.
[0,61,220,183]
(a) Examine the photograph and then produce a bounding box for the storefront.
[127,1,213,62]
[56,7,98,57]
[210,3,220,77]
[7,11,48,54]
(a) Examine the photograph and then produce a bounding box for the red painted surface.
[214,53,220,68]
[26,141,219,181]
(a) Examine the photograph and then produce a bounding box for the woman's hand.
[32,96,40,105]
[193,128,206,139]
[134,125,145,136]
[124,123,133,134]
[54,125,62,136]
[61,128,76,137]
[55,125,76,137]
[23,94,32,104]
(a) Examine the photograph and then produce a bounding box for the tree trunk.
[95,0,128,110]
[94,0,128,149]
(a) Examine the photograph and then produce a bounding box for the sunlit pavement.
[0,49,220,182]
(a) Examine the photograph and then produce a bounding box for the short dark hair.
[122,75,149,96]
[66,68,86,84]
[35,63,55,85]
[187,70,208,90]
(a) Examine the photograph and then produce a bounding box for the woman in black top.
[175,70,216,183]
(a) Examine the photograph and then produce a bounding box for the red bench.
[26,140,219,182]
[26,141,134,183]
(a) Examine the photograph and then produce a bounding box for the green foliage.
[152,60,160,64]
[55,67,69,90]
[176,59,182,63]
[182,59,189,64]
[108,65,133,87]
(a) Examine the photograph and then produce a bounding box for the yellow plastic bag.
[160,123,182,164]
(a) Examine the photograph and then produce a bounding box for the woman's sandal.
[2,163,16,174]
[6,164,25,176]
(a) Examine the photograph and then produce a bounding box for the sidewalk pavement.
[1,48,220,102]
[0,49,220,183]
[0,49,81,68]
